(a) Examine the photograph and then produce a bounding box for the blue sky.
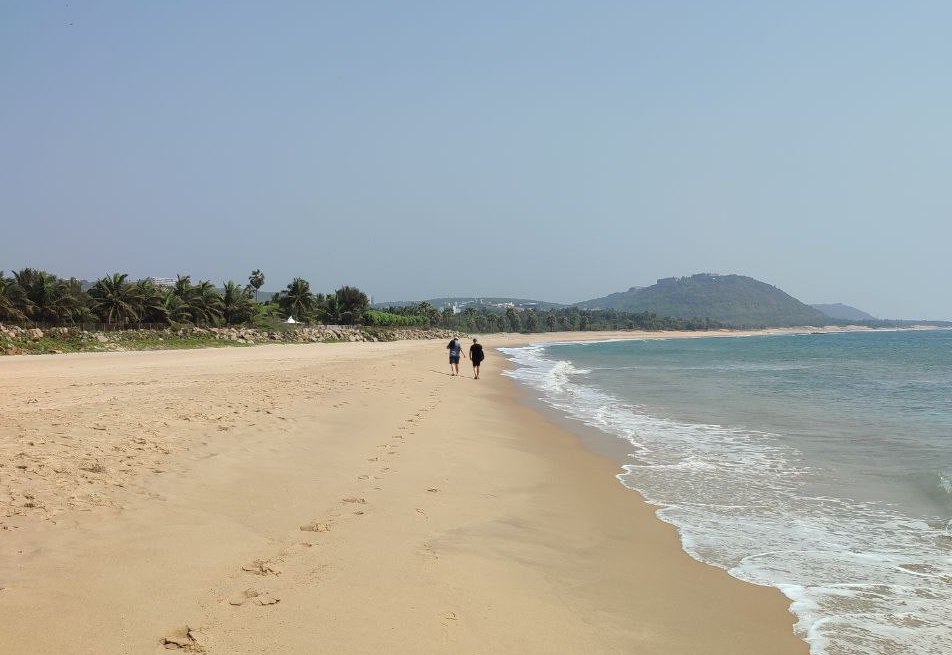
[2,2,950,319]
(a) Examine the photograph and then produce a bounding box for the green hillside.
[811,303,876,321]
[578,274,830,327]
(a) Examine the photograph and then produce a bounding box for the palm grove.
[0,268,722,334]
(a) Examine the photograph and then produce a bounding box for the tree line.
[0,268,371,329]
[0,267,723,333]
[380,301,724,333]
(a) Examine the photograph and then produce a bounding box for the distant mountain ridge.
[578,274,829,327]
[376,274,892,327]
[811,303,876,321]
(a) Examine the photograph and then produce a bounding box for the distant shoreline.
[5,321,940,357]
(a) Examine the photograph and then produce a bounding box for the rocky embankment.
[0,323,459,355]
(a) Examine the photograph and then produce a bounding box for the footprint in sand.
[440,611,458,626]
[300,520,332,532]
[278,542,314,558]
[228,588,280,607]
[240,559,282,576]
[161,625,207,651]
[341,497,367,505]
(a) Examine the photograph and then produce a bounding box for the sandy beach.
[0,332,812,654]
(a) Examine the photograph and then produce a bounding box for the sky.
[2,2,950,320]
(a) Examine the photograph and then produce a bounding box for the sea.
[499,329,952,655]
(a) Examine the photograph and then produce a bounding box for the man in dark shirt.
[468,338,485,379]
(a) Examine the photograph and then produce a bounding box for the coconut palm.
[190,280,225,327]
[12,268,88,325]
[88,273,141,328]
[277,277,315,322]
[134,279,170,326]
[162,292,192,325]
[316,293,338,324]
[222,280,255,325]
[0,271,27,322]
[165,275,195,325]
[415,301,440,327]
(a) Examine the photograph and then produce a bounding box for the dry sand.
[0,332,813,654]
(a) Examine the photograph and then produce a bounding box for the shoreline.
[0,332,810,653]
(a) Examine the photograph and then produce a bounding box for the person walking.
[469,338,485,379]
[447,336,465,376]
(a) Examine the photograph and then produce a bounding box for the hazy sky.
[2,2,950,319]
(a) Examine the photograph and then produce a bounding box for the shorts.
[449,355,460,364]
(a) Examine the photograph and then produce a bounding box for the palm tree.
[248,269,265,302]
[190,280,225,327]
[505,307,521,332]
[317,293,339,324]
[134,279,170,326]
[334,286,369,325]
[12,268,88,325]
[88,273,140,328]
[414,301,440,326]
[277,277,316,322]
[162,291,192,325]
[222,281,255,325]
[0,271,27,322]
[455,305,476,332]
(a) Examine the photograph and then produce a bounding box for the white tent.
[285,316,297,324]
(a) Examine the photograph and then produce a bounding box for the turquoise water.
[500,330,952,655]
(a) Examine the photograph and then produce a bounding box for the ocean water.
[499,329,952,655]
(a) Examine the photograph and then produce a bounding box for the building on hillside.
[146,277,176,288]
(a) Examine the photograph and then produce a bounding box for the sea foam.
[500,342,952,655]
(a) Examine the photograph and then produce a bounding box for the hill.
[811,303,876,321]
[578,274,830,327]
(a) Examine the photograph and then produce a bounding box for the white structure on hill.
[146,277,176,288]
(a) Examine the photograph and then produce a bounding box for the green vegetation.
[811,303,876,321]
[377,302,723,333]
[0,268,375,330]
[363,310,428,327]
[1,267,745,357]
[579,274,830,327]
[1,329,249,355]
[6,265,933,360]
